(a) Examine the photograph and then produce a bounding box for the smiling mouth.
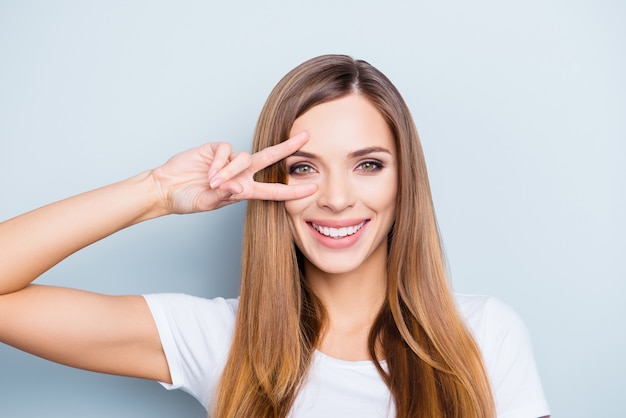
[309,221,367,239]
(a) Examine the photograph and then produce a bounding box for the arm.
[0,133,315,382]
[0,170,164,295]
[0,170,172,381]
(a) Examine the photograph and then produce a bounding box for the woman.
[0,55,550,417]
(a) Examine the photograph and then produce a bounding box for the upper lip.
[307,218,369,228]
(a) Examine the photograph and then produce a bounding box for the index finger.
[248,181,317,202]
[249,131,309,173]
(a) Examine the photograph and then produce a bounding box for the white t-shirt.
[143,293,550,418]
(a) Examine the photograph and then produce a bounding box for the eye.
[356,160,383,172]
[289,163,317,176]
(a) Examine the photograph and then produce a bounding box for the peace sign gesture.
[151,131,317,214]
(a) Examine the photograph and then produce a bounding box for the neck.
[303,242,388,360]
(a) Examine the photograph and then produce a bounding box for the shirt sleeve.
[474,297,551,418]
[142,293,238,410]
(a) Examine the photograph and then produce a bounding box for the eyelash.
[288,160,384,176]
[289,163,316,175]
[356,160,383,172]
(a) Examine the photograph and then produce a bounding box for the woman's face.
[285,94,398,276]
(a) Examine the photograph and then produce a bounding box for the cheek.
[360,176,398,213]
[284,199,307,221]
[283,212,307,260]
[284,199,309,246]
[366,194,397,222]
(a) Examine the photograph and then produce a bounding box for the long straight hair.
[214,55,495,418]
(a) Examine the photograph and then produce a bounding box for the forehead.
[289,94,395,154]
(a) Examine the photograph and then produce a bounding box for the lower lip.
[307,221,369,249]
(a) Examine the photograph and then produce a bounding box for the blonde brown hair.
[214,54,495,418]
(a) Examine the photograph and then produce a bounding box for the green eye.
[289,164,316,175]
[357,161,382,171]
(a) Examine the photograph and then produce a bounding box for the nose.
[316,170,355,212]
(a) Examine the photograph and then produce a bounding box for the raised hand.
[0,131,318,384]
[150,131,317,214]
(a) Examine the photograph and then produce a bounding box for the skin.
[286,94,398,361]
[0,133,317,383]
[0,94,397,378]
[285,95,552,417]
[0,97,548,418]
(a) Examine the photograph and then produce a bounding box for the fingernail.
[210,177,223,188]
[208,168,217,180]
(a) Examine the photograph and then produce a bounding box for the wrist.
[128,170,172,222]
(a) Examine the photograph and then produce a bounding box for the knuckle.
[241,153,253,168]
[217,142,232,155]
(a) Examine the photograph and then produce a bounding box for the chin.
[302,251,371,276]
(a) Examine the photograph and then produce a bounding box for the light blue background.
[1,1,624,417]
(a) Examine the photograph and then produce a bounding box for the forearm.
[0,135,316,295]
[0,170,167,294]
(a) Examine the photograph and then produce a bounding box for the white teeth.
[311,221,366,239]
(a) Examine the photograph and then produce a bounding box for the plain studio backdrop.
[0,1,624,417]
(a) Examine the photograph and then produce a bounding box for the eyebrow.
[291,146,392,159]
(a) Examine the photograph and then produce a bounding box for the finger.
[207,142,232,181]
[210,152,252,189]
[217,180,244,197]
[249,131,309,173]
[194,182,242,210]
[248,182,317,202]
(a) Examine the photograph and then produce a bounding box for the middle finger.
[249,131,309,174]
